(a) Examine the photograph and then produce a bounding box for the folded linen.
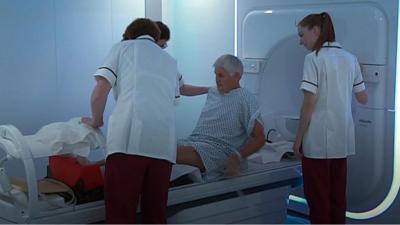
[0,118,105,159]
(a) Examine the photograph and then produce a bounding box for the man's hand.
[224,154,241,176]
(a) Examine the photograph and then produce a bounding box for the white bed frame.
[0,126,301,223]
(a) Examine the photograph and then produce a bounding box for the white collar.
[322,42,342,48]
[136,35,156,42]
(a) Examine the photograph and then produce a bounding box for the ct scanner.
[237,0,396,222]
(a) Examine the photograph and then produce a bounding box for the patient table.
[0,120,301,223]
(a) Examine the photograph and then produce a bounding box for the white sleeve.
[175,72,185,98]
[242,93,263,136]
[353,58,366,93]
[300,54,318,94]
[93,44,119,87]
[178,72,185,87]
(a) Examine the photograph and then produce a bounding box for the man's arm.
[293,90,316,158]
[237,121,265,158]
[82,76,112,128]
[180,84,209,96]
[225,120,265,176]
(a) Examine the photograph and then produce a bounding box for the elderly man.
[176,54,265,178]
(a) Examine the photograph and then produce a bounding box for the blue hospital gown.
[178,86,262,177]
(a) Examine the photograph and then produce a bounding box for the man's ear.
[233,72,242,81]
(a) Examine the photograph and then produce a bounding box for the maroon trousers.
[104,153,172,224]
[302,157,347,224]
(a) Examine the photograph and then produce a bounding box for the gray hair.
[213,54,243,76]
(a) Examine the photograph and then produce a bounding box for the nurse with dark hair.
[82,18,178,224]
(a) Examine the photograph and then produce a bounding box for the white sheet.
[0,118,105,159]
[171,141,294,183]
[170,164,202,182]
[248,141,293,164]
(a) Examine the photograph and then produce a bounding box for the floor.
[285,210,310,224]
[96,214,310,224]
[95,209,310,224]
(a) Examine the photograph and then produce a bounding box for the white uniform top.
[94,35,178,163]
[300,42,365,159]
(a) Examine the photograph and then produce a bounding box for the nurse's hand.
[293,140,303,159]
[81,117,103,129]
[224,155,241,177]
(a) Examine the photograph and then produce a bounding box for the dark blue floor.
[285,210,310,224]
[285,215,310,224]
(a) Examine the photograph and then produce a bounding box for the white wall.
[145,0,162,21]
[0,0,57,134]
[0,0,144,133]
[0,0,145,177]
[162,0,235,138]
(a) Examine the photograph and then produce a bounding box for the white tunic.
[94,35,178,163]
[300,42,365,159]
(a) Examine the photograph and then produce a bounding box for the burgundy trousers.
[302,157,347,224]
[104,153,172,224]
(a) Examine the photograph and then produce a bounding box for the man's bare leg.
[177,146,206,172]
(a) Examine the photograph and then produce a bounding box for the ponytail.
[298,12,336,55]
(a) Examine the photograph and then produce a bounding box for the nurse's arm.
[355,90,368,105]
[293,91,317,156]
[90,76,112,128]
[180,84,210,96]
